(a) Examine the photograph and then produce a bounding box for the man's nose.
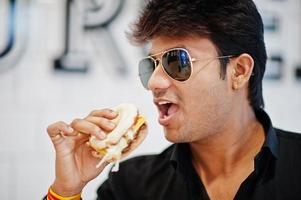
[148,63,172,91]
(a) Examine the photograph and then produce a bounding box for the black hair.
[129,0,267,109]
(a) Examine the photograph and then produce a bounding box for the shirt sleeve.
[96,179,117,200]
[96,168,139,200]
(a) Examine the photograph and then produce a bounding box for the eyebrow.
[148,45,188,57]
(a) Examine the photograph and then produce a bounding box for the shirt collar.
[254,108,279,159]
[170,109,279,169]
[170,143,189,171]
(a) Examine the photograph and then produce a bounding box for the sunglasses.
[138,48,234,89]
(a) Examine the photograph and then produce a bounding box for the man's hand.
[47,109,117,196]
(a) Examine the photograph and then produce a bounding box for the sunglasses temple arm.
[192,55,235,62]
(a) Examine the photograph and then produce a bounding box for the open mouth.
[156,101,179,121]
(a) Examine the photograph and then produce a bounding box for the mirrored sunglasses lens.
[138,58,156,89]
[162,49,191,81]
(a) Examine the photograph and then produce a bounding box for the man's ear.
[230,53,254,90]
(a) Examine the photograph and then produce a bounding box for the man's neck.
[189,105,265,181]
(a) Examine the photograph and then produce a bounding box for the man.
[45,0,301,199]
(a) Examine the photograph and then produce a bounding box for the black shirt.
[97,109,301,200]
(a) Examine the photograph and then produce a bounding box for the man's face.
[148,36,235,143]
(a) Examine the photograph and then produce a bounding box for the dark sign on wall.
[54,0,126,75]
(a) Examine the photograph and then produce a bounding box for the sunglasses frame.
[139,47,235,89]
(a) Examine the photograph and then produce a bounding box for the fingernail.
[97,130,106,140]
[108,122,116,129]
[109,109,117,115]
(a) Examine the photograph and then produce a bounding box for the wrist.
[48,187,81,200]
[51,180,84,197]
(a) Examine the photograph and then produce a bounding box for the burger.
[89,103,147,169]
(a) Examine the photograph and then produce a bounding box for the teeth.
[158,101,171,105]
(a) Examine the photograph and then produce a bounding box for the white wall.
[0,0,300,199]
[255,0,301,132]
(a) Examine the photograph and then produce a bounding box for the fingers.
[89,109,118,119]
[80,108,118,139]
[84,116,116,132]
[47,121,75,140]
[70,118,107,140]
[47,108,118,148]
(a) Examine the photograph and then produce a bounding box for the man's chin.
[163,129,187,143]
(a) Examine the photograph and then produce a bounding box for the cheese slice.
[132,115,146,133]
